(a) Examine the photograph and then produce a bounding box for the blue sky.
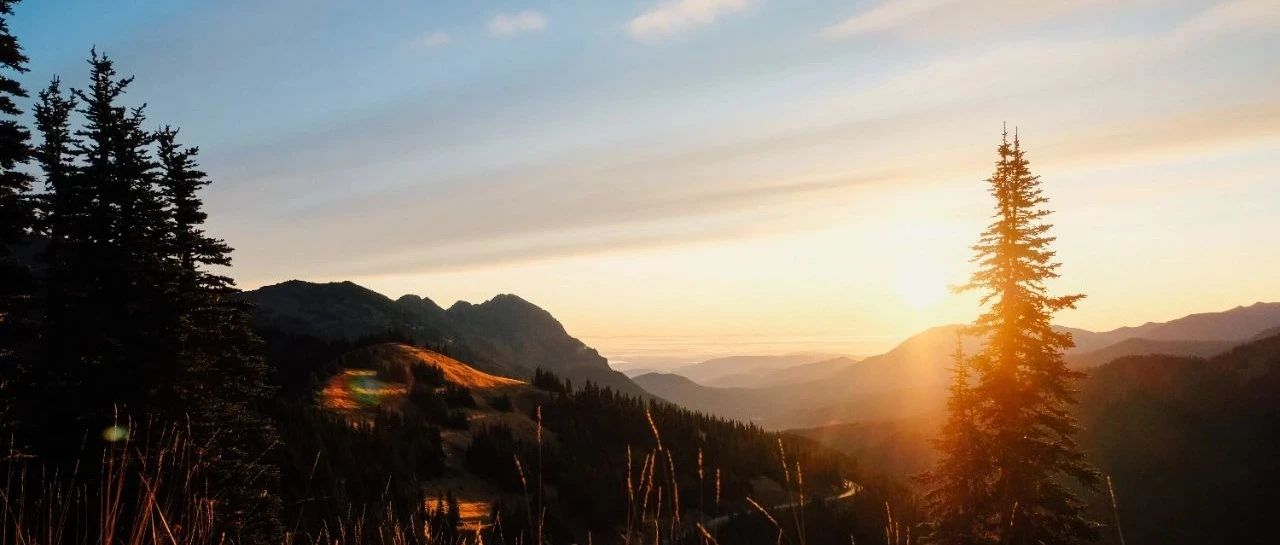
[12,1,1280,365]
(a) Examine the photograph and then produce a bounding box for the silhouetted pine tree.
[0,0,29,243]
[33,78,77,237]
[952,129,1101,545]
[27,52,282,542]
[25,77,78,450]
[919,338,991,545]
[156,127,282,542]
[35,51,172,447]
[0,0,32,432]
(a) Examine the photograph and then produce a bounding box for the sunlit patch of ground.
[423,476,508,531]
[380,344,524,390]
[319,343,526,422]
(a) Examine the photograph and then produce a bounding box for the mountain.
[243,280,646,397]
[670,353,848,386]
[637,303,1280,430]
[1055,325,1113,353]
[1084,301,1280,344]
[1065,337,1236,368]
[629,372,773,421]
[709,356,859,388]
[1074,333,1280,545]
[636,325,970,428]
[794,330,1280,545]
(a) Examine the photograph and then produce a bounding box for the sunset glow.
[896,260,949,310]
[12,0,1279,363]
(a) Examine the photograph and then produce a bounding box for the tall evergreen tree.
[33,78,78,239]
[947,129,1100,544]
[0,0,29,245]
[157,127,282,542]
[24,77,79,450]
[0,0,32,432]
[34,51,171,448]
[28,53,282,542]
[920,337,990,545]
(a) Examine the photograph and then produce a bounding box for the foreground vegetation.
[3,351,919,545]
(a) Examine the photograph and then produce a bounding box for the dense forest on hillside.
[259,328,920,544]
[797,330,1280,545]
[1076,332,1280,545]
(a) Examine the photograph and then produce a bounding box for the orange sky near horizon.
[37,0,1271,365]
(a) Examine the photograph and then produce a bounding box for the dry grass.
[2,426,221,545]
[364,345,522,391]
[3,405,893,545]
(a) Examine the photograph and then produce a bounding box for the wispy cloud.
[178,0,1278,285]
[406,31,452,50]
[628,0,753,43]
[220,92,1280,283]
[1169,0,1280,45]
[821,0,940,39]
[820,0,1118,41]
[488,10,548,37]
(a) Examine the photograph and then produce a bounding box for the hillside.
[308,343,545,530]
[1065,337,1236,368]
[1251,325,1280,341]
[794,331,1280,545]
[244,280,647,397]
[269,341,915,544]
[630,372,773,421]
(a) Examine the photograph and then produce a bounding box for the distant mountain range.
[243,280,1280,432]
[635,302,1280,429]
[1073,301,1280,345]
[242,280,648,397]
[667,353,858,388]
[710,356,859,388]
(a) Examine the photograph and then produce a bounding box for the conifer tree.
[950,129,1100,544]
[37,51,170,445]
[24,78,79,449]
[0,0,29,245]
[30,53,283,542]
[157,127,282,542]
[920,337,990,545]
[33,79,77,239]
[0,0,32,431]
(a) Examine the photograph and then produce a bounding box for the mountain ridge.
[242,279,648,397]
[637,303,1280,429]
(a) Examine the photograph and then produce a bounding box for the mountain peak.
[243,279,648,397]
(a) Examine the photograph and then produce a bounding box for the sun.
[896,261,949,310]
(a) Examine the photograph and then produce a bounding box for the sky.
[12,0,1280,368]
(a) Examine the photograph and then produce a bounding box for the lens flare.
[102,425,129,442]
